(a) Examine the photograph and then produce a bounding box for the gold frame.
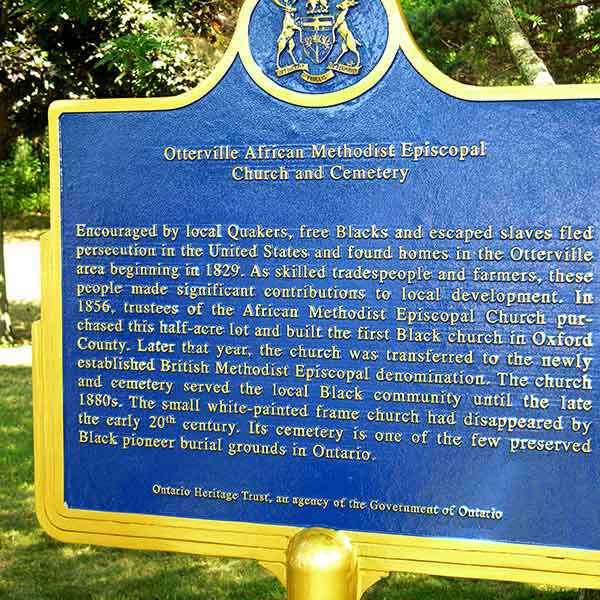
[34,0,600,592]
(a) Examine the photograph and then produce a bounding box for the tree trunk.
[0,99,13,343]
[485,0,555,85]
[0,197,13,343]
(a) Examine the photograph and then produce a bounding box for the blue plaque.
[34,0,600,588]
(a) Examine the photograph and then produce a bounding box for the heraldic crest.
[272,0,362,84]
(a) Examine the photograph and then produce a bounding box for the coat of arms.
[272,0,362,85]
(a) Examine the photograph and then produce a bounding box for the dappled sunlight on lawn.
[0,367,581,599]
[0,366,286,600]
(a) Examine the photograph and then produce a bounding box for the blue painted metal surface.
[59,0,599,551]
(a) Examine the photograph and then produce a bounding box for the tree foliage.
[0,0,241,340]
[0,136,48,217]
[405,0,600,86]
[0,0,241,155]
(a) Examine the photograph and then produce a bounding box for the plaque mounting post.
[287,529,358,600]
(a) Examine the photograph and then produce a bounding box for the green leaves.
[26,0,99,23]
[98,31,172,79]
[403,0,600,85]
[513,7,545,29]
[93,4,210,96]
[0,136,49,217]
[0,0,236,146]
[97,26,204,95]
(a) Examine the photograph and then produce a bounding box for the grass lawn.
[0,365,582,600]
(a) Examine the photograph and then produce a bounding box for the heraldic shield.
[301,14,336,65]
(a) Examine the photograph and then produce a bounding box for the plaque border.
[34,0,600,591]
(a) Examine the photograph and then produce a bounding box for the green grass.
[363,574,577,600]
[0,365,581,599]
[5,214,50,241]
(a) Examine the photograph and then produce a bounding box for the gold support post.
[287,528,358,600]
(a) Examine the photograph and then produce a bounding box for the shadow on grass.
[0,365,582,600]
[9,301,40,343]
[5,214,50,241]
[365,573,578,600]
[0,365,285,600]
